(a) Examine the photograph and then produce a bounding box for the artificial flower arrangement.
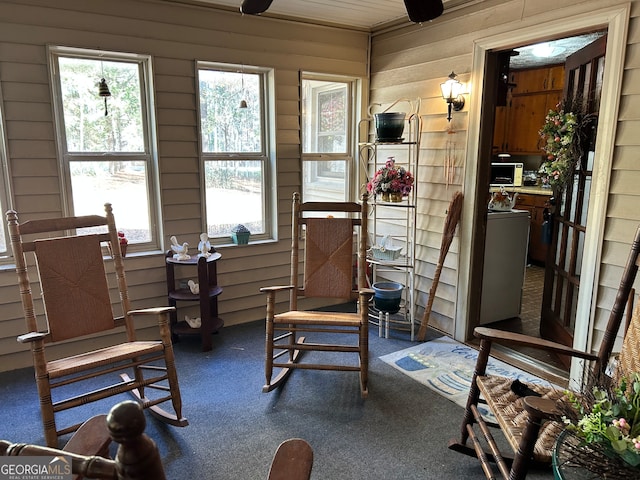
[366,157,414,201]
[538,99,595,190]
[561,372,640,478]
[117,231,128,257]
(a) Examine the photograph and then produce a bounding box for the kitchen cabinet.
[514,193,552,264]
[165,250,224,351]
[494,66,565,155]
[509,65,564,94]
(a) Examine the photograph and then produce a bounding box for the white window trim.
[301,72,360,202]
[196,61,277,244]
[0,81,14,260]
[48,45,162,253]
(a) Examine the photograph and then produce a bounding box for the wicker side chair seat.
[476,375,566,463]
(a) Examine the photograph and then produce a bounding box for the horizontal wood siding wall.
[369,0,640,343]
[0,0,368,371]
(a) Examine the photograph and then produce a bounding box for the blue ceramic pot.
[372,281,403,314]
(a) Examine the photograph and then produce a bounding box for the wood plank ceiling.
[164,0,474,30]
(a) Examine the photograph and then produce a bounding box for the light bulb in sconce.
[440,71,466,122]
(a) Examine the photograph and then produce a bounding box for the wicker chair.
[448,224,640,480]
[7,203,187,447]
[260,192,372,397]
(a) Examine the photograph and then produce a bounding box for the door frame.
[455,4,630,384]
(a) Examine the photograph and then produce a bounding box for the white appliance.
[480,209,530,325]
[490,162,524,187]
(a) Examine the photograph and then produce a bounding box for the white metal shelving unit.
[359,108,420,340]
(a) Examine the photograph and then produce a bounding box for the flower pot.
[372,281,403,314]
[374,112,405,142]
[231,231,250,245]
[381,191,403,202]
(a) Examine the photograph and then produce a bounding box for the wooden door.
[540,34,607,350]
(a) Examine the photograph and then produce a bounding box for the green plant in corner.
[563,372,640,476]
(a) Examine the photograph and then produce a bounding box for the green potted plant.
[231,224,251,245]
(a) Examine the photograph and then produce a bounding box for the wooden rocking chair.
[448,224,640,479]
[1,401,167,480]
[2,400,313,480]
[260,192,372,397]
[8,203,187,448]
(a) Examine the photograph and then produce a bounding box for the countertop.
[490,185,553,196]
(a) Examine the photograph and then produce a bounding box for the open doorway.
[456,5,630,385]
[479,31,606,376]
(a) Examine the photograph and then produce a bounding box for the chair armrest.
[260,285,295,294]
[16,331,47,343]
[474,327,599,362]
[128,306,176,316]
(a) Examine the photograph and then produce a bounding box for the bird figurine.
[188,279,199,295]
[184,315,201,329]
[197,232,212,258]
[170,235,190,261]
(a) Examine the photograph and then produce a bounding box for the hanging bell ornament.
[98,78,111,116]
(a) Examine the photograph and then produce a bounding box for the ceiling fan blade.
[404,0,444,23]
[240,0,274,15]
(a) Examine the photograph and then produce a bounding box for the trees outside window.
[49,47,159,250]
[198,64,272,240]
[301,75,355,202]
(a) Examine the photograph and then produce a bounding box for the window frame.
[48,45,161,254]
[301,73,359,202]
[196,61,276,245]
[0,81,13,259]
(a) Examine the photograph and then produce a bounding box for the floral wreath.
[538,99,595,190]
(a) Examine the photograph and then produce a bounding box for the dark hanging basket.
[374,112,406,142]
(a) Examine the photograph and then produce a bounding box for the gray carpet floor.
[0,317,554,479]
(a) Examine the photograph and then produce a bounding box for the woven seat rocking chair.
[260,192,372,398]
[448,224,640,480]
[8,203,187,448]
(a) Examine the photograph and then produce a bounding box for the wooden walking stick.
[416,191,463,341]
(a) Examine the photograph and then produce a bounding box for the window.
[197,63,273,242]
[0,83,12,257]
[49,47,159,251]
[301,75,355,202]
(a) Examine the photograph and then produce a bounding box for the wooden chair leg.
[508,400,545,480]
[449,338,492,455]
[32,342,58,448]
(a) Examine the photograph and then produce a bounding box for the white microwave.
[490,162,524,187]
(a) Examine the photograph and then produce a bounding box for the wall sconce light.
[440,71,465,122]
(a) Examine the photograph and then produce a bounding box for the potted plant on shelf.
[231,224,251,245]
[366,157,414,202]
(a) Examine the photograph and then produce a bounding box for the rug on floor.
[379,336,559,421]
